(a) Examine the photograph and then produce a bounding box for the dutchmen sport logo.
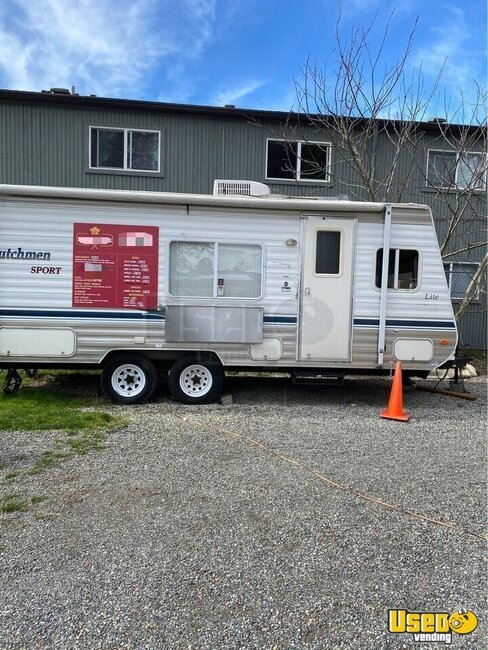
[388,608,478,644]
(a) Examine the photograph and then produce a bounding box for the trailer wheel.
[169,356,224,404]
[101,355,158,404]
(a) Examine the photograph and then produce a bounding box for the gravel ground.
[0,375,486,649]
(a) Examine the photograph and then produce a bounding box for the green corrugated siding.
[455,303,487,349]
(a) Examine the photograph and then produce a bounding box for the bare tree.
[286,12,487,322]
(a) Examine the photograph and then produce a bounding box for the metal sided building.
[0,88,486,349]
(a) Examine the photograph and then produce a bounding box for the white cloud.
[213,80,266,107]
[413,7,484,92]
[0,0,217,97]
[183,0,217,57]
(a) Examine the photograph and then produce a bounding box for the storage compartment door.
[0,327,76,357]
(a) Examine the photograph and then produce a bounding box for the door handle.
[304,286,311,295]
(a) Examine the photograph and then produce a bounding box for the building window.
[90,127,160,172]
[427,150,486,190]
[375,249,419,290]
[169,241,263,298]
[316,231,341,274]
[266,139,331,182]
[444,262,480,300]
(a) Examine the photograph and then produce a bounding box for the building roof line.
[0,89,483,135]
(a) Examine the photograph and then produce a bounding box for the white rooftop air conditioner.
[213,179,271,197]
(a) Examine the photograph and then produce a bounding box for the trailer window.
[316,231,341,274]
[375,249,419,290]
[169,242,263,298]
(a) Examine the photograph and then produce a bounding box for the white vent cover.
[213,179,271,197]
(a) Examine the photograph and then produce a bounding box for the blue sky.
[0,0,486,116]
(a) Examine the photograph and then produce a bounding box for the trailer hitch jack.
[2,368,38,394]
[412,354,476,401]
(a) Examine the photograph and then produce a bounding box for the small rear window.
[376,248,419,290]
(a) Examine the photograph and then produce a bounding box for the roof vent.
[428,117,447,123]
[213,180,271,197]
[49,87,71,95]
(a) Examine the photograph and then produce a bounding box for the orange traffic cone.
[380,361,410,421]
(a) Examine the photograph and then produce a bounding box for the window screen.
[376,249,419,290]
[218,244,262,297]
[169,242,215,297]
[169,242,263,298]
[316,231,341,274]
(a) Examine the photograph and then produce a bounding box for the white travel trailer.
[0,181,457,403]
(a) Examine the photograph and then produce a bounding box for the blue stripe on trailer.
[0,311,455,329]
[263,316,297,324]
[0,309,298,325]
[0,308,166,320]
[354,318,456,329]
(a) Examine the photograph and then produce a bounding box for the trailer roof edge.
[0,184,430,213]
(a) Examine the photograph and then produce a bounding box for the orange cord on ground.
[163,405,487,542]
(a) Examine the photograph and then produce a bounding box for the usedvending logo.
[388,608,478,644]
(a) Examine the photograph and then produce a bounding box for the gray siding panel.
[456,304,487,350]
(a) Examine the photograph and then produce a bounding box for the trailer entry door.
[299,217,355,361]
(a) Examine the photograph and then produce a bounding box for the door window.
[315,231,341,274]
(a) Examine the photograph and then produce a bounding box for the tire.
[168,356,224,404]
[101,355,159,404]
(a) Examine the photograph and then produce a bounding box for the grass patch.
[64,431,105,454]
[0,375,127,486]
[0,386,120,432]
[31,495,48,504]
[28,448,73,475]
[1,495,28,513]
[27,429,115,476]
